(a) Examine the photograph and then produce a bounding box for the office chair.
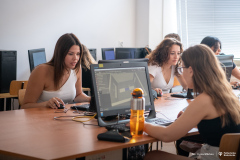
[219,133,240,160]
[170,77,183,93]
[144,133,240,160]
[28,48,47,72]
[9,80,28,109]
[144,150,192,160]
[18,89,26,109]
[101,48,115,60]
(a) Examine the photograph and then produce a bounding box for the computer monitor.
[134,48,144,58]
[115,48,146,59]
[88,48,97,60]
[90,62,155,126]
[28,48,47,72]
[216,54,234,82]
[101,48,115,60]
[98,58,149,64]
[115,48,135,59]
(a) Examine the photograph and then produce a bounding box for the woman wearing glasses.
[201,36,240,86]
[147,38,187,95]
[144,44,240,160]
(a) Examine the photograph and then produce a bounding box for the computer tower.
[0,50,17,93]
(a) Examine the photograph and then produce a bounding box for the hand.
[46,97,65,109]
[230,81,239,87]
[177,111,184,118]
[154,88,162,95]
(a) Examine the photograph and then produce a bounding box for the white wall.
[149,0,163,50]
[0,0,177,81]
[162,0,178,38]
[0,0,136,80]
[135,0,149,47]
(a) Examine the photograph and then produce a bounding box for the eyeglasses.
[177,67,188,75]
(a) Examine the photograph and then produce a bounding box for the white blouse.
[148,65,175,94]
[37,69,77,103]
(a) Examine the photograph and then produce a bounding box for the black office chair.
[101,48,115,60]
[28,48,47,72]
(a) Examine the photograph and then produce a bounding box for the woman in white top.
[147,38,187,94]
[22,33,91,109]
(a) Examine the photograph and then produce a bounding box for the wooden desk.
[0,95,198,160]
[0,106,155,160]
[0,93,17,99]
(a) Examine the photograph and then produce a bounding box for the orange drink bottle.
[130,88,145,136]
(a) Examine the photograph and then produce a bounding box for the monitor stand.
[97,114,130,127]
[147,109,156,119]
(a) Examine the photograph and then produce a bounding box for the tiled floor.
[149,141,177,155]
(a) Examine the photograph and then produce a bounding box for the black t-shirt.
[198,115,240,147]
[82,67,93,93]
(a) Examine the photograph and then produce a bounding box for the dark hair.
[47,33,83,89]
[164,33,181,42]
[200,36,221,53]
[147,38,183,75]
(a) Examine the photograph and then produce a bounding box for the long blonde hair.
[81,45,97,71]
[182,44,240,127]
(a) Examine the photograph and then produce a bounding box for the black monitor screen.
[90,62,154,126]
[216,54,234,82]
[134,48,144,58]
[28,48,46,72]
[115,48,135,59]
[98,58,148,64]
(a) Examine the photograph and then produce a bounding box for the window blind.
[177,0,240,58]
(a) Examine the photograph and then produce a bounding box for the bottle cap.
[132,88,144,98]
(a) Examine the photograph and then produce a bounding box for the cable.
[155,111,174,121]
[54,115,77,120]
[72,114,97,122]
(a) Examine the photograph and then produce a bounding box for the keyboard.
[70,104,90,111]
[105,123,130,132]
[145,117,173,126]
[171,92,194,99]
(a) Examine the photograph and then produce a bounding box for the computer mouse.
[157,92,162,97]
[56,103,65,109]
[232,85,240,89]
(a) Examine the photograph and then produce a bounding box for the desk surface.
[0,93,202,160]
[0,93,17,98]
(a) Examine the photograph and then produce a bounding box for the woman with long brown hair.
[144,44,240,160]
[147,38,187,94]
[22,33,90,109]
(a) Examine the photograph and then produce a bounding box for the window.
[177,0,240,58]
